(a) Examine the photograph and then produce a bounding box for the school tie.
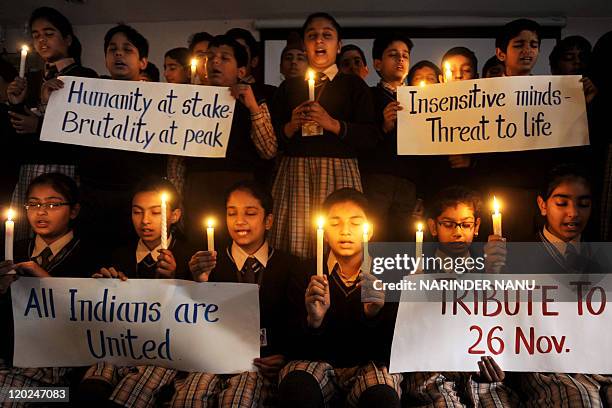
[241,257,262,284]
[564,244,585,271]
[44,64,58,81]
[35,247,53,270]
[317,72,328,83]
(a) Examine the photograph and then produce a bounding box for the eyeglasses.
[24,202,71,211]
[437,221,475,230]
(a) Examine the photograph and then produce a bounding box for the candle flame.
[363,222,370,235]
[419,80,426,88]
[317,216,325,229]
[417,222,423,232]
[444,62,451,71]
[161,192,168,202]
[206,218,215,229]
[190,58,198,68]
[21,45,29,53]
[493,196,500,214]
[7,208,15,221]
[307,69,315,81]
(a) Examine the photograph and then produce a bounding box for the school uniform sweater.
[286,256,397,368]
[208,244,297,357]
[271,71,379,158]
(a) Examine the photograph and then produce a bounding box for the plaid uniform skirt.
[516,372,609,408]
[279,360,402,408]
[270,156,362,259]
[10,164,77,241]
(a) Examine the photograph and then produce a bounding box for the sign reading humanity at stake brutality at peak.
[40,76,235,157]
[389,274,612,374]
[11,278,260,373]
[397,75,589,155]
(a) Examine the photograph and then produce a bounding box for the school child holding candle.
[76,177,193,406]
[6,6,97,242]
[188,31,214,85]
[159,180,297,407]
[338,44,369,80]
[0,173,96,401]
[277,188,402,408]
[358,32,421,242]
[406,60,441,86]
[485,164,612,407]
[174,34,277,248]
[164,47,191,84]
[270,12,378,259]
[401,186,519,408]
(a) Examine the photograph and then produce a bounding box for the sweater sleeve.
[337,76,380,152]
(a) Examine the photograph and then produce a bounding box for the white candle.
[492,196,503,237]
[416,222,423,258]
[316,216,324,277]
[19,45,28,78]
[307,69,315,101]
[4,209,15,261]
[362,222,371,273]
[190,58,198,84]
[444,62,452,83]
[160,193,168,250]
[206,218,215,252]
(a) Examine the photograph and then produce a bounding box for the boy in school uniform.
[170,180,298,407]
[359,32,420,242]
[277,188,402,408]
[173,34,277,249]
[77,178,192,407]
[338,44,369,80]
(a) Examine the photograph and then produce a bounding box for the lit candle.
[416,222,423,259]
[307,69,315,101]
[362,222,371,273]
[19,45,28,78]
[316,216,324,277]
[190,58,198,84]
[419,80,426,88]
[444,62,452,83]
[5,209,15,261]
[492,196,503,237]
[206,218,215,252]
[160,193,168,250]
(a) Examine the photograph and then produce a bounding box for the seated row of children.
[0,163,609,407]
[4,9,611,266]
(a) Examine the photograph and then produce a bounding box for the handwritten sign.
[11,278,260,373]
[389,274,612,373]
[40,76,235,157]
[397,76,589,155]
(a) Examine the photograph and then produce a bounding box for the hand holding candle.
[316,216,324,277]
[206,218,215,252]
[19,45,28,78]
[4,209,15,261]
[492,196,503,237]
[160,193,168,250]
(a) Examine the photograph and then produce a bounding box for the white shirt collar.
[32,230,74,259]
[136,235,173,264]
[231,240,269,271]
[326,252,361,284]
[313,64,338,81]
[542,227,581,255]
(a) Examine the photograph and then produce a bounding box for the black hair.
[339,44,367,66]
[539,163,592,201]
[427,186,482,220]
[208,35,248,68]
[104,24,149,59]
[164,47,190,67]
[29,7,83,63]
[26,173,80,209]
[322,188,369,216]
[442,46,478,74]
[495,18,542,52]
[225,28,259,59]
[482,55,505,77]
[132,178,181,210]
[224,180,274,216]
[141,61,160,82]
[406,60,442,86]
[281,31,305,59]
[188,32,214,53]
[302,12,342,41]
[372,32,413,61]
[549,35,592,74]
